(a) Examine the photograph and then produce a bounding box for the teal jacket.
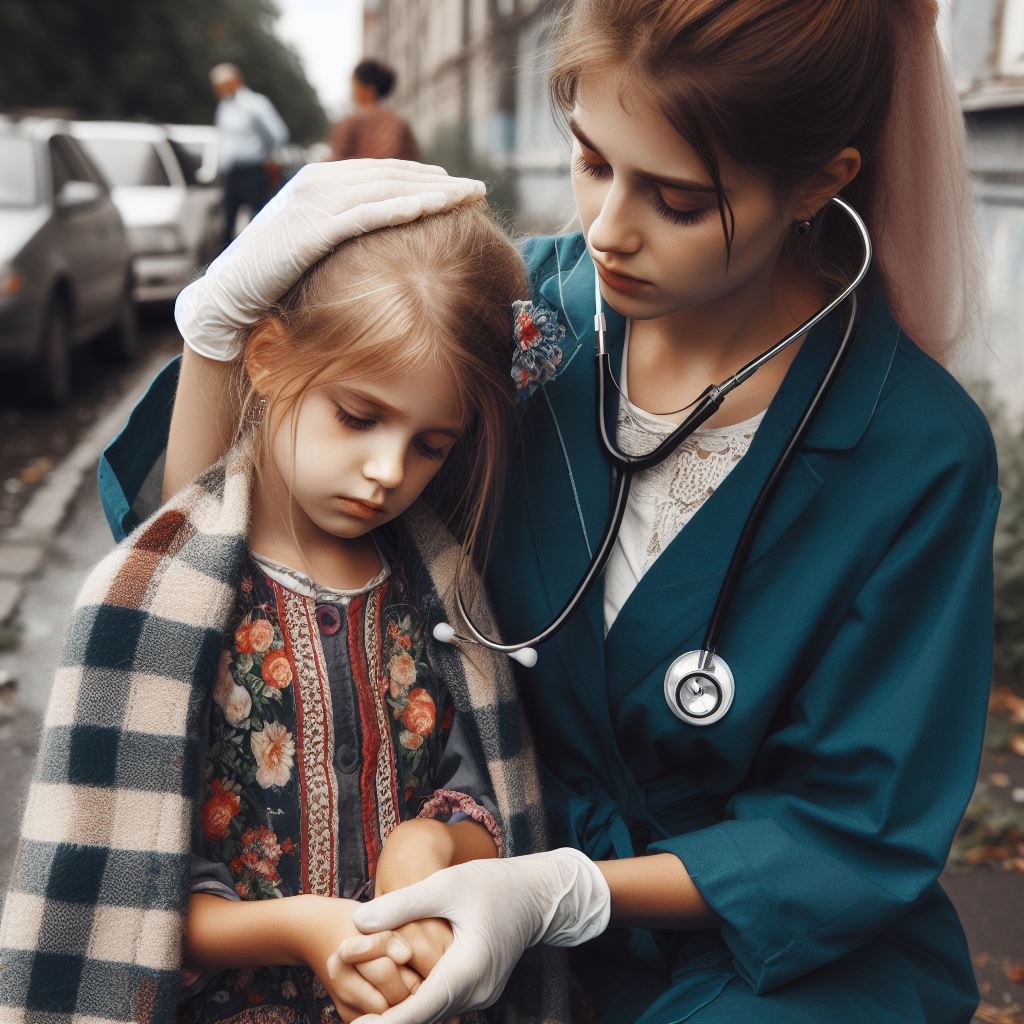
[100,233,998,1024]
[482,235,999,1022]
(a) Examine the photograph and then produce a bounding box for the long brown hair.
[233,200,527,578]
[550,0,981,362]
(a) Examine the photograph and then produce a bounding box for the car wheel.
[29,296,72,406]
[96,275,139,362]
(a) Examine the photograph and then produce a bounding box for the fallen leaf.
[1008,964,1024,985]
[991,772,1012,788]
[1011,735,1024,758]
[975,1001,1024,1024]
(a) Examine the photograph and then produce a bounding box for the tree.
[0,0,326,143]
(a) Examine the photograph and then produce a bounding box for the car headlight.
[129,225,185,255]
[0,264,23,297]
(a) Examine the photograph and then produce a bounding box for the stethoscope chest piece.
[664,650,735,726]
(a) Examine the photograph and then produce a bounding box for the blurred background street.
[0,1,1022,1021]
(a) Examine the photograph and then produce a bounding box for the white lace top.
[603,325,765,632]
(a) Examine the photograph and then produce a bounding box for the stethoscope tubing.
[445,196,873,666]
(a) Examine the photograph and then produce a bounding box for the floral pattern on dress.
[384,608,441,806]
[201,579,299,901]
[184,558,477,1024]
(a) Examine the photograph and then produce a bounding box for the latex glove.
[175,158,487,360]
[341,848,611,1024]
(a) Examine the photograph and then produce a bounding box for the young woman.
[93,1,996,1022]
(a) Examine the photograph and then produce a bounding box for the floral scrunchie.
[511,299,567,402]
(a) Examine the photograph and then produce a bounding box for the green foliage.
[974,383,1024,691]
[0,0,326,143]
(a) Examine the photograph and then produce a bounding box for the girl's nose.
[362,447,404,490]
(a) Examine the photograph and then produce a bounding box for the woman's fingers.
[334,178,484,210]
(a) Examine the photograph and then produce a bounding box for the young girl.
[58,1,999,1021]
[0,178,568,1024]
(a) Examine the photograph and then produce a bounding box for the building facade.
[363,0,1024,412]
[362,0,572,229]
[947,0,1024,416]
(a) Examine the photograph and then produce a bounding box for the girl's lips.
[595,262,654,295]
[336,497,383,520]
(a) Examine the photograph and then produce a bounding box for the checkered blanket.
[0,440,566,1024]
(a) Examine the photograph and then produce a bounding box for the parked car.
[71,121,221,302]
[0,116,136,404]
[164,123,220,186]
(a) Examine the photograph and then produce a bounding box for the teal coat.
[99,233,998,1024]
[484,235,999,1023]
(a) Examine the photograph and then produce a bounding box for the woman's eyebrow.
[569,116,721,194]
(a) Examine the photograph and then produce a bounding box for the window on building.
[1000,0,1024,76]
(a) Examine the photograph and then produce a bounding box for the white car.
[165,123,221,188]
[71,121,222,302]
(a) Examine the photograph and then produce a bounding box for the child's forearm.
[184,892,319,970]
[374,818,498,896]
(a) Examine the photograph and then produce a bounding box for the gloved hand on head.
[175,158,487,361]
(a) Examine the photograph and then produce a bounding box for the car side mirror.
[195,165,217,186]
[56,180,103,209]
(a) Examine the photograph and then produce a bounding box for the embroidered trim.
[365,587,400,849]
[278,585,339,897]
[419,788,504,857]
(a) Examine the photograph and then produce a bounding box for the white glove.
[343,848,611,1024]
[175,158,487,361]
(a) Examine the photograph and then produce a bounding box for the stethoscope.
[434,196,873,726]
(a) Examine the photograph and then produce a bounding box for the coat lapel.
[524,237,626,665]
[605,287,901,695]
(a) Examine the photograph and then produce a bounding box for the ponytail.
[873,2,984,364]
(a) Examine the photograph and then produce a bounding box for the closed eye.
[573,154,611,180]
[336,406,375,431]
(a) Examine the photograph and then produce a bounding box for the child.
[0,198,563,1024]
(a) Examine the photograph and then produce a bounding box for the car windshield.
[0,137,38,206]
[78,137,171,187]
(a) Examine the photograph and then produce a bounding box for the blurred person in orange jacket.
[329,59,420,162]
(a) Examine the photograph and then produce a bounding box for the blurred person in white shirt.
[210,63,289,251]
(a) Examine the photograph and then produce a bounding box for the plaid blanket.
[0,440,566,1024]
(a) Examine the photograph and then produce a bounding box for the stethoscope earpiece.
[664,650,735,726]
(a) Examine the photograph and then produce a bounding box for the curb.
[0,350,172,624]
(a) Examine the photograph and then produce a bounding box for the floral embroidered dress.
[180,545,499,1024]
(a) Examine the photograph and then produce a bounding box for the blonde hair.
[234,200,528,575]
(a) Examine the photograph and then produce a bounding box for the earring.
[249,396,267,426]
[796,219,813,237]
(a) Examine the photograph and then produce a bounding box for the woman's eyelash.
[573,154,610,179]
[575,154,711,227]
[653,195,711,227]
[336,407,375,431]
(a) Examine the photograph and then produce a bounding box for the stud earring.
[796,219,813,237]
